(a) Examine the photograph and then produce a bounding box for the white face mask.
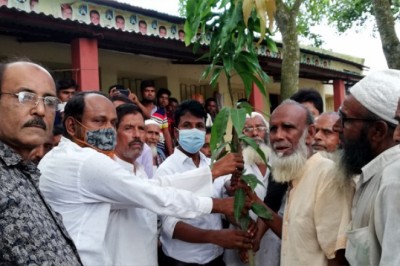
[177,128,206,154]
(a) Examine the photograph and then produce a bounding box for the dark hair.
[90,10,99,16]
[115,15,124,21]
[139,20,147,26]
[140,80,155,92]
[169,97,178,105]
[116,103,144,128]
[205,98,217,106]
[205,97,218,113]
[62,91,106,138]
[53,124,64,136]
[56,78,78,92]
[157,88,171,99]
[174,100,207,127]
[159,26,166,31]
[110,94,133,104]
[206,127,212,134]
[290,89,323,115]
[108,84,125,94]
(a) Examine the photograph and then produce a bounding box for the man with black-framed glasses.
[335,69,400,266]
[0,60,82,265]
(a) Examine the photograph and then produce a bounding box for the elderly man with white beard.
[224,112,282,266]
[248,100,353,266]
[145,119,166,172]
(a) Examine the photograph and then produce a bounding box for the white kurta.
[105,156,158,266]
[38,137,214,266]
[224,162,281,266]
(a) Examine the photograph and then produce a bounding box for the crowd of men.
[1,58,400,266]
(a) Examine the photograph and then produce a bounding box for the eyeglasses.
[243,126,268,133]
[1,91,61,111]
[338,108,380,129]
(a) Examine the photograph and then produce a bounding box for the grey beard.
[149,144,158,157]
[331,149,358,189]
[242,143,270,166]
[270,129,309,183]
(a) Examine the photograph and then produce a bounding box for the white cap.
[350,69,400,125]
[246,112,269,131]
[145,119,161,127]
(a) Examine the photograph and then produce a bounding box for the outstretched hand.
[211,153,244,180]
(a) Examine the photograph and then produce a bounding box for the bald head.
[0,60,56,159]
[269,100,314,157]
[313,112,340,152]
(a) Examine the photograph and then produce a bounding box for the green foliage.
[184,0,270,99]
[234,188,246,222]
[239,135,267,164]
[251,202,273,220]
[241,173,264,190]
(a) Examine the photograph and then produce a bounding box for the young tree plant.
[183,0,276,264]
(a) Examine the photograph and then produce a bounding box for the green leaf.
[184,20,194,46]
[241,173,264,190]
[236,101,253,114]
[200,65,213,80]
[239,216,251,231]
[210,107,230,152]
[239,135,267,164]
[230,108,247,136]
[251,202,273,220]
[266,36,278,53]
[210,141,229,167]
[234,188,246,222]
[210,67,222,88]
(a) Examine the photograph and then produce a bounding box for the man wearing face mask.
[156,100,252,266]
[39,92,245,266]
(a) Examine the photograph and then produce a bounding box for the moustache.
[128,139,143,147]
[23,117,47,130]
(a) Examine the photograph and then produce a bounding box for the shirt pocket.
[346,226,371,266]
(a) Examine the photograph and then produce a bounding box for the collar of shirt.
[174,147,209,166]
[114,155,134,172]
[361,145,400,185]
[0,140,38,173]
[290,152,322,188]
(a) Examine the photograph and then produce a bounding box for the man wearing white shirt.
[107,103,158,266]
[224,112,282,266]
[39,92,244,266]
[157,100,253,266]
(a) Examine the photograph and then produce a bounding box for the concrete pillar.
[333,79,346,111]
[71,38,99,91]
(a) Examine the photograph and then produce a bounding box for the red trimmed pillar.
[333,79,345,111]
[249,83,265,113]
[71,38,99,91]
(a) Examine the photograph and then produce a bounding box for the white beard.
[149,144,158,157]
[242,143,270,166]
[270,129,309,183]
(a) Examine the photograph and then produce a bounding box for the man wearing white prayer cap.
[144,119,166,171]
[335,69,400,266]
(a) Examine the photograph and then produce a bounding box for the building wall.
[0,35,336,113]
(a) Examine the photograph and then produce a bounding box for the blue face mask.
[177,128,206,154]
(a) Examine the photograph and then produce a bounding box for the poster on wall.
[1,0,187,40]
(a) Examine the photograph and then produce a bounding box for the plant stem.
[248,249,255,266]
